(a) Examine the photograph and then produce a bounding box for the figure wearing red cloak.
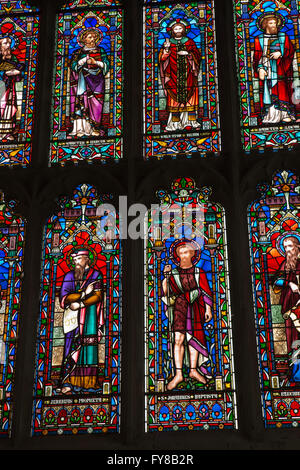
[167,266,213,376]
[253,22,296,123]
[273,236,300,382]
[159,22,201,131]
[274,258,300,355]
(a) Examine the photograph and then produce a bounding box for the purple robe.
[59,267,104,387]
[69,46,109,130]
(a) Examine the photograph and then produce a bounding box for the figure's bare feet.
[167,374,183,391]
[189,369,207,384]
[61,386,72,394]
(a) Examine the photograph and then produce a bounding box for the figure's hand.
[87,57,97,66]
[6,69,20,76]
[289,282,299,294]
[85,282,95,296]
[163,39,171,52]
[270,51,281,60]
[163,264,172,275]
[177,51,189,56]
[205,306,212,322]
[259,68,267,81]
[70,302,80,311]
[78,56,88,66]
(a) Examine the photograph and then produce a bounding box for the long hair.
[0,37,12,59]
[284,236,300,272]
[261,16,280,32]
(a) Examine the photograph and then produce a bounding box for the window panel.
[143,1,221,160]
[50,0,123,165]
[0,191,25,437]
[233,0,300,152]
[248,170,300,428]
[144,177,237,431]
[32,184,122,436]
[0,1,39,166]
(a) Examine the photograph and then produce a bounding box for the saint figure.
[273,236,300,381]
[0,37,23,141]
[159,21,201,131]
[162,243,213,391]
[253,14,296,124]
[58,248,104,394]
[69,28,110,137]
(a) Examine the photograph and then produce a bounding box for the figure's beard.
[1,48,11,59]
[266,26,278,35]
[74,264,85,281]
[285,249,299,272]
[180,258,193,268]
[173,32,183,39]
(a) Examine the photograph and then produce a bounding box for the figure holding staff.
[162,240,213,391]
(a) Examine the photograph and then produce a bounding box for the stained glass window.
[248,170,300,428]
[145,177,237,431]
[233,0,300,152]
[50,0,123,165]
[0,1,39,166]
[0,191,25,437]
[143,1,221,160]
[32,183,121,436]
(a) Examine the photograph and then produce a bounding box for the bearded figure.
[159,21,201,132]
[58,248,104,394]
[253,13,296,124]
[273,236,300,380]
[69,28,110,137]
[162,242,213,391]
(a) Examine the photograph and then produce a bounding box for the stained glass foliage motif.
[0,191,25,437]
[234,0,300,152]
[143,1,221,160]
[50,1,123,165]
[0,2,39,166]
[145,177,237,432]
[32,184,121,436]
[248,170,300,428]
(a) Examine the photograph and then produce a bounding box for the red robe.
[159,37,201,113]
[253,33,295,119]
[168,267,212,362]
[275,259,300,354]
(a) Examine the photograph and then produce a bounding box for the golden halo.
[276,231,300,256]
[78,28,102,47]
[257,12,284,32]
